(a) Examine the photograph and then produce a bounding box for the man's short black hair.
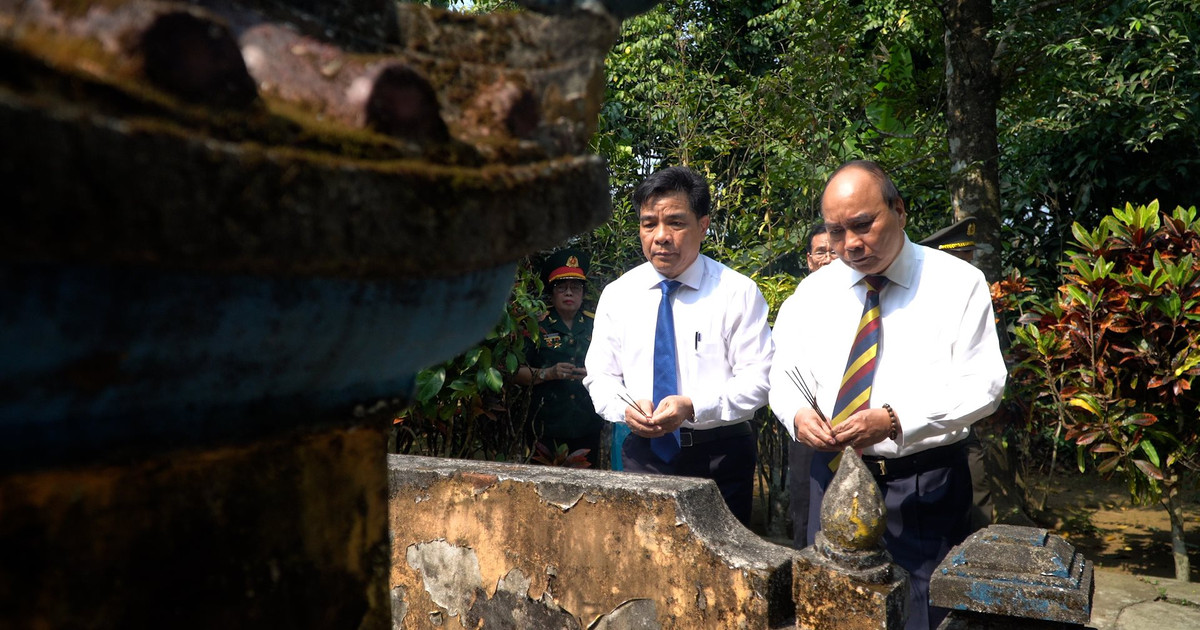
[822,160,904,214]
[806,223,828,252]
[632,166,711,218]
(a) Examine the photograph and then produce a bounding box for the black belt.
[679,422,753,447]
[861,440,966,480]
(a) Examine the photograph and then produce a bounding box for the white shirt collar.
[845,235,916,290]
[647,254,706,291]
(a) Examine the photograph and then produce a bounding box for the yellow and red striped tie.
[829,274,888,470]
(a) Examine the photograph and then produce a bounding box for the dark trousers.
[787,440,815,549]
[808,444,971,630]
[621,426,757,525]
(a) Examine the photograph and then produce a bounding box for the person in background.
[584,166,774,524]
[512,248,606,467]
[769,160,1006,629]
[787,222,838,548]
[805,223,837,272]
[917,217,997,532]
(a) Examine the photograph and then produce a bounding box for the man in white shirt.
[769,160,1006,630]
[584,166,774,525]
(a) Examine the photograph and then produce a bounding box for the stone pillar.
[931,524,1095,629]
[793,448,909,630]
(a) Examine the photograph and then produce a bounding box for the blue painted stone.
[930,524,1094,625]
[0,261,515,472]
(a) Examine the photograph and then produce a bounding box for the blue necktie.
[651,280,682,462]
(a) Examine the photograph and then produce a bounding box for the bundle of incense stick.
[617,392,650,419]
[785,367,829,425]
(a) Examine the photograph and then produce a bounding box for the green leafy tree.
[1009,202,1200,581]
[996,0,1200,290]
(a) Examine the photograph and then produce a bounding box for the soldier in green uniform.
[513,248,606,467]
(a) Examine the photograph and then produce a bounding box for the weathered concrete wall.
[0,423,391,629]
[388,454,800,629]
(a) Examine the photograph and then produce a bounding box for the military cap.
[541,248,589,287]
[919,216,977,252]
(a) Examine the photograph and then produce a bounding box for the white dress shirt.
[584,255,774,429]
[769,236,1006,457]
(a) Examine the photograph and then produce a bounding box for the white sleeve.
[583,286,628,424]
[894,275,1007,443]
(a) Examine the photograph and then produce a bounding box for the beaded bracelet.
[883,403,899,441]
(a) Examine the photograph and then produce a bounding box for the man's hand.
[793,408,839,451]
[624,398,658,436]
[829,407,891,449]
[624,395,691,438]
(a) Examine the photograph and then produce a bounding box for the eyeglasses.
[810,250,837,260]
[552,280,585,293]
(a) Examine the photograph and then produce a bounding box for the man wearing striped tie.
[768,160,1007,630]
[584,166,774,525]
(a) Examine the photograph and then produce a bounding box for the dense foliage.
[1006,202,1200,580]
[996,0,1200,291]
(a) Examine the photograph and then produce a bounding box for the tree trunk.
[1164,478,1192,582]
[941,0,1002,281]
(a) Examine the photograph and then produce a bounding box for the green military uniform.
[522,247,605,465]
[525,310,604,444]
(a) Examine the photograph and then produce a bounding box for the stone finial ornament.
[810,448,894,584]
[819,447,888,551]
[793,448,909,628]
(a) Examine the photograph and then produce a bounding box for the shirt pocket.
[693,338,724,358]
[691,335,727,379]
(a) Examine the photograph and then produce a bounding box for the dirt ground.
[1022,469,1200,582]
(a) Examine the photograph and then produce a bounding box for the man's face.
[806,233,836,272]
[639,191,710,279]
[820,167,907,275]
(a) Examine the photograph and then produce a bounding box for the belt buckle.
[865,458,886,477]
[679,431,693,447]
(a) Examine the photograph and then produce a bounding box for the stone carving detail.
[0,2,648,627]
[930,524,1095,626]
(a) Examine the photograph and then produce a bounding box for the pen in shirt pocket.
[695,331,701,349]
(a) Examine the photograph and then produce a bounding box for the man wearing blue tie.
[583,166,774,525]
